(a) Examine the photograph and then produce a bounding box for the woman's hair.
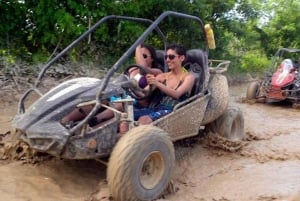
[141,43,158,68]
[166,44,186,56]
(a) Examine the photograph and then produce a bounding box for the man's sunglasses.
[142,54,150,59]
[164,54,179,60]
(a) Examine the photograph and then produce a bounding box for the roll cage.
[269,48,300,72]
[17,11,210,134]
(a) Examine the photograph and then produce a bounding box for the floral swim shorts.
[134,105,172,121]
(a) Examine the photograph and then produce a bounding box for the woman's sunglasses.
[164,54,179,60]
[142,54,150,59]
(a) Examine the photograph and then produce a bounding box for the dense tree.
[261,0,300,54]
[0,0,299,75]
[0,1,28,60]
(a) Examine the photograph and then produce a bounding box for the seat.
[155,48,208,95]
[184,49,208,95]
[155,50,166,72]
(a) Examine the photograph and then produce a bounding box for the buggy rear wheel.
[107,125,175,201]
[246,81,259,100]
[207,106,245,141]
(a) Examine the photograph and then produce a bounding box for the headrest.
[185,49,207,68]
[155,50,165,70]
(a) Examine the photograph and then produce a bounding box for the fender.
[201,74,229,125]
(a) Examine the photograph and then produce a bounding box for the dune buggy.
[246,48,300,108]
[11,11,244,201]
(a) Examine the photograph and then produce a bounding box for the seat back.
[155,50,166,72]
[184,49,209,95]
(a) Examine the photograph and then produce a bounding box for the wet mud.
[1,83,300,201]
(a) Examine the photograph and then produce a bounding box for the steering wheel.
[124,63,153,76]
[123,64,153,100]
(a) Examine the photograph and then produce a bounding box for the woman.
[129,44,162,78]
[134,44,195,125]
[61,44,162,126]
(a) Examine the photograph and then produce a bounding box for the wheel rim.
[140,151,165,189]
[247,82,259,100]
[230,119,238,140]
[230,117,242,140]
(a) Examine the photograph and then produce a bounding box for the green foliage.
[1,0,300,78]
[260,0,300,54]
[239,50,270,73]
[0,49,16,65]
[0,1,29,60]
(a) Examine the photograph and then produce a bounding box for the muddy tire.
[201,74,229,125]
[246,81,259,100]
[107,125,175,201]
[207,107,245,141]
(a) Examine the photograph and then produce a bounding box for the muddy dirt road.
[0,83,300,201]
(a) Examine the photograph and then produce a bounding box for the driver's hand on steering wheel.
[128,67,139,78]
[146,74,159,86]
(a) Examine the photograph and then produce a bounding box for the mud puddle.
[1,83,300,201]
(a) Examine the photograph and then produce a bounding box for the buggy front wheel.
[107,125,175,201]
[246,81,259,100]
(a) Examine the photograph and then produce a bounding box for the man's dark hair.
[166,44,186,56]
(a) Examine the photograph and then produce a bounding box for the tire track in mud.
[1,83,300,201]
[231,89,300,164]
[156,133,248,201]
[85,89,300,201]
[77,112,300,201]
[241,131,300,163]
[163,88,300,201]
[164,133,300,201]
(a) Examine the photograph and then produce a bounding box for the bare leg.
[89,102,124,127]
[138,115,153,125]
[62,101,125,128]
[61,105,94,124]
[93,108,114,123]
